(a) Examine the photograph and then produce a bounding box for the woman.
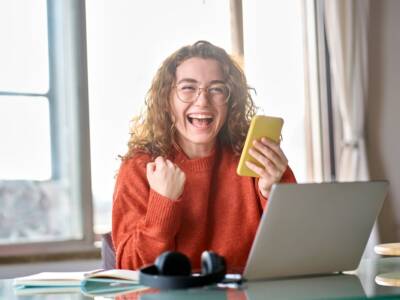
[112,41,296,273]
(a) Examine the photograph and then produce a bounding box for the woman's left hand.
[245,137,288,198]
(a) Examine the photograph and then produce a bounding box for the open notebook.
[13,269,148,295]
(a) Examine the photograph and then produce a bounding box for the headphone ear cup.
[201,251,226,275]
[155,251,192,276]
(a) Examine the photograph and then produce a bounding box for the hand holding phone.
[236,115,284,177]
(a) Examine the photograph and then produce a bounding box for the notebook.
[243,181,388,281]
[13,268,147,295]
[13,269,139,288]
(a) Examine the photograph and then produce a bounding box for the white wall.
[367,0,400,242]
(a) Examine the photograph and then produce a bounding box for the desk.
[2,257,400,299]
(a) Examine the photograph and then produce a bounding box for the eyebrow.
[176,78,226,85]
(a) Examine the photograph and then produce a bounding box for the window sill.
[0,245,101,264]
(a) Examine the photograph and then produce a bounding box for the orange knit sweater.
[112,146,296,273]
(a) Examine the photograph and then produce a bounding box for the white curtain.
[324,0,377,263]
[324,0,370,182]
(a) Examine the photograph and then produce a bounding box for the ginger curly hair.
[123,41,257,159]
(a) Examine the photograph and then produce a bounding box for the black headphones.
[139,251,226,289]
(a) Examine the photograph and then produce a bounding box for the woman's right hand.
[146,156,186,200]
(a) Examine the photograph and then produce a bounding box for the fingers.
[146,156,186,200]
[146,162,156,176]
[250,138,288,173]
[166,159,175,168]
[152,156,175,171]
[154,156,167,168]
[260,138,288,165]
[245,160,271,178]
[248,148,273,173]
[246,138,289,199]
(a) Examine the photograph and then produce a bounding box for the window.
[86,0,232,234]
[0,0,94,255]
[87,0,313,234]
[1,0,316,252]
[0,1,50,180]
[243,0,307,182]
[0,97,51,180]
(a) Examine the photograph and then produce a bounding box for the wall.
[368,0,400,242]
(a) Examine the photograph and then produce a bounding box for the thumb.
[146,162,156,177]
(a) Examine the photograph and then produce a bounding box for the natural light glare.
[243,0,307,182]
[0,97,52,180]
[86,0,231,233]
[0,0,49,93]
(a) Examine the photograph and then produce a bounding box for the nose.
[194,88,210,106]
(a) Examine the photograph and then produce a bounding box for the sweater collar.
[172,142,218,172]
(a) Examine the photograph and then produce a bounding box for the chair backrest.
[101,232,116,270]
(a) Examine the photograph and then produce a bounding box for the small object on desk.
[375,272,400,287]
[13,268,139,288]
[13,271,89,287]
[13,268,142,295]
[217,273,243,289]
[13,271,89,296]
[374,243,400,256]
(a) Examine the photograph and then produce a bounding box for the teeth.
[187,113,213,119]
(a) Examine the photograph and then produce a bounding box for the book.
[13,268,146,295]
[13,269,139,287]
[13,271,91,287]
[84,268,140,283]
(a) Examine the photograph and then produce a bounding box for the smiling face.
[170,58,228,158]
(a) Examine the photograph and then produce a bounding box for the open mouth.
[187,113,214,128]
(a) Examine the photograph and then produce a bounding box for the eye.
[178,84,197,92]
[208,85,227,95]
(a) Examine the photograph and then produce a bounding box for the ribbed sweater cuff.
[255,177,268,209]
[144,189,183,238]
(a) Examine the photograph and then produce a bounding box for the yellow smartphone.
[236,115,284,177]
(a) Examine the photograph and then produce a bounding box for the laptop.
[245,274,365,300]
[243,181,388,281]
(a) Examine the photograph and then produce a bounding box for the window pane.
[0,97,82,244]
[86,0,231,233]
[0,0,49,93]
[0,96,51,180]
[243,0,307,182]
[0,179,77,244]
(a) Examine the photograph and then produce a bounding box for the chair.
[101,232,116,270]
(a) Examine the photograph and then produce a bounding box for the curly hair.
[123,41,257,159]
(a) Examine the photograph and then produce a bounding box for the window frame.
[1,0,329,257]
[302,0,335,182]
[0,0,95,257]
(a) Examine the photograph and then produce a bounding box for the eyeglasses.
[175,82,230,106]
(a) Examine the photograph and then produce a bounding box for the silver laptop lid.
[244,181,388,280]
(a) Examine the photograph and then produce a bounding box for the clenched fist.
[146,156,186,200]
